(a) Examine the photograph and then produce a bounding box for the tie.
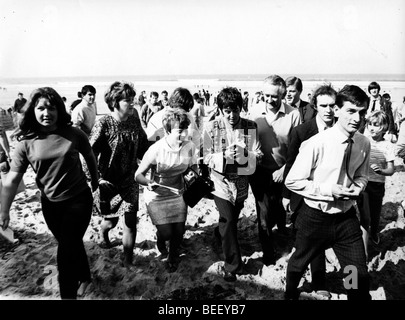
[342,137,359,187]
[371,100,376,112]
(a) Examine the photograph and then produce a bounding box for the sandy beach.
[1,127,405,301]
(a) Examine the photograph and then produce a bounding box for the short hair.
[367,81,381,93]
[168,87,194,112]
[193,93,200,100]
[161,90,168,95]
[310,83,337,106]
[263,74,287,99]
[285,76,303,92]
[150,91,159,98]
[17,87,72,140]
[104,81,136,111]
[335,85,369,109]
[243,91,249,95]
[366,110,389,132]
[162,108,191,133]
[216,87,243,111]
[382,93,391,100]
[81,85,96,96]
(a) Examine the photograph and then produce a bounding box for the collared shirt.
[367,96,381,118]
[285,125,370,214]
[250,102,301,171]
[315,116,334,132]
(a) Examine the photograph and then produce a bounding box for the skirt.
[146,194,187,225]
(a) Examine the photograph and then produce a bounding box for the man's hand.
[272,167,285,183]
[332,184,361,200]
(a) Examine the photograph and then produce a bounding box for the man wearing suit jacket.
[285,76,316,124]
[282,83,338,299]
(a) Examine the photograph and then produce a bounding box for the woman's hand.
[0,211,10,230]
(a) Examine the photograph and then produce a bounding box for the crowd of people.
[0,75,404,300]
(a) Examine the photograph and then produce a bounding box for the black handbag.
[183,166,214,208]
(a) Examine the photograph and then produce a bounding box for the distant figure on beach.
[159,90,169,108]
[89,81,149,267]
[138,90,147,108]
[140,91,162,128]
[202,86,262,282]
[69,91,83,114]
[135,108,197,273]
[242,91,249,115]
[204,90,211,106]
[285,76,316,124]
[364,81,396,142]
[0,87,99,299]
[13,92,27,114]
[190,93,205,131]
[71,85,97,136]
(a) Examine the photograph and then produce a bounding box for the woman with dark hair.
[0,87,99,299]
[135,108,197,273]
[90,81,149,267]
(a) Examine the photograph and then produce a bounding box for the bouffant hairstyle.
[17,87,72,140]
[104,81,136,111]
[162,108,191,134]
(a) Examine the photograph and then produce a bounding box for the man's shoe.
[223,270,237,282]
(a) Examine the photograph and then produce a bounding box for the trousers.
[286,202,371,300]
[41,188,93,299]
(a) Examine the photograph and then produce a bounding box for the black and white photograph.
[0,0,405,305]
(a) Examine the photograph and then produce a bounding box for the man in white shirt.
[71,85,97,136]
[284,85,371,300]
[248,75,301,266]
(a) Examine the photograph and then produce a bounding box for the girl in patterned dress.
[90,81,149,267]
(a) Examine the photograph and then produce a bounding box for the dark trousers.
[291,202,327,291]
[249,166,285,261]
[365,181,385,236]
[41,188,93,299]
[214,195,244,274]
[286,202,371,300]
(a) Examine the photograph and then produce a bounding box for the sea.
[1,73,405,115]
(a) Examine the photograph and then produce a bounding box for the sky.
[1,0,405,78]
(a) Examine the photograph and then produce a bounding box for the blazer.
[297,100,316,124]
[282,117,319,211]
